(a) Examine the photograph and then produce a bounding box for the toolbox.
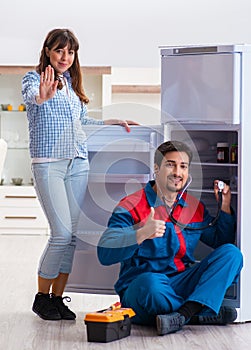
[84,307,135,343]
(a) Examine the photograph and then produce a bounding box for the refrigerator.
[160,44,251,322]
[67,44,251,322]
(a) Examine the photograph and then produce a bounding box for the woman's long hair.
[36,28,89,104]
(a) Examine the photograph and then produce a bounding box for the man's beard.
[165,176,183,193]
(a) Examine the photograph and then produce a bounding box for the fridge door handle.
[149,132,157,179]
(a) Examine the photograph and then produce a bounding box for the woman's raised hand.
[39,65,58,101]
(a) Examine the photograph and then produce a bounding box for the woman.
[22,28,138,321]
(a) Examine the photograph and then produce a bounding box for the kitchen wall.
[0,0,249,123]
[108,67,161,124]
[0,0,250,68]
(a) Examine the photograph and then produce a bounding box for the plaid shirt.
[22,70,104,159]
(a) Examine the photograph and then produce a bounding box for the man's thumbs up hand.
[136,207,166,245]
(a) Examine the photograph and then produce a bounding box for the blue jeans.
[32,158,89,279]
[121,244,243,325]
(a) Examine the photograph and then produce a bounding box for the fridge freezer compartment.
[88,173,150,183]
[66,249,119,294]
[88,152,151,174]
[85,125,163,152]
[161,51,241,124]
[81,181,149,230]
[87,140,150,152]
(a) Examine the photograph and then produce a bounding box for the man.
[97,141,243,336]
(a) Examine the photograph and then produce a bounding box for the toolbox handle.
[120,315,130,331]
[120,324,130,331]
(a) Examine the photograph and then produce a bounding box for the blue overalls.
[98,181,243,325]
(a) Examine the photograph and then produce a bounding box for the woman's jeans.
[32,158,89,279]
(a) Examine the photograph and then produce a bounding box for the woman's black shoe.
[51,294,76,320]
[32,293,62,320]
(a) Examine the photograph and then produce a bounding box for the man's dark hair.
[154,141,193,167]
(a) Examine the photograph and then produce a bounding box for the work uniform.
[98,181,243,325]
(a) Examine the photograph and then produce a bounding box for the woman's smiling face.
[45,45,75,74]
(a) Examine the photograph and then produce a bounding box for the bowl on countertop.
[1,104,10,111]
[12,177,23,186]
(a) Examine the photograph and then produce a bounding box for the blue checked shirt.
[22,70,104,159]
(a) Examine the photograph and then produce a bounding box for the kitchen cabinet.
[0,185,49,235]
[0,110,31,184]
[0,65,112,119]
[0,110,48,234]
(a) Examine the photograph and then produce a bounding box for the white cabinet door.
[0,186,49,235]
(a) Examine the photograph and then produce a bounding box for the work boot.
[32,293,62,320]
[156,312,186,336]
[51,294,76,320]
[189,306,237,325]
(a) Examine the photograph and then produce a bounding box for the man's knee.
[221,243,242,260]
[131,272,167,293]
[216,243,243,268]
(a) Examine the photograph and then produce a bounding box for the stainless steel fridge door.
[66,125,164,294]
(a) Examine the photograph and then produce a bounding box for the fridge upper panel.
[160,44,251,56]
[161,51,241,124]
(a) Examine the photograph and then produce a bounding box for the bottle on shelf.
[217,142,229,163]
[230,144,238,164]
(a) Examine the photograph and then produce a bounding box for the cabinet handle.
[4,216,37,220]
[5,195,37,199]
